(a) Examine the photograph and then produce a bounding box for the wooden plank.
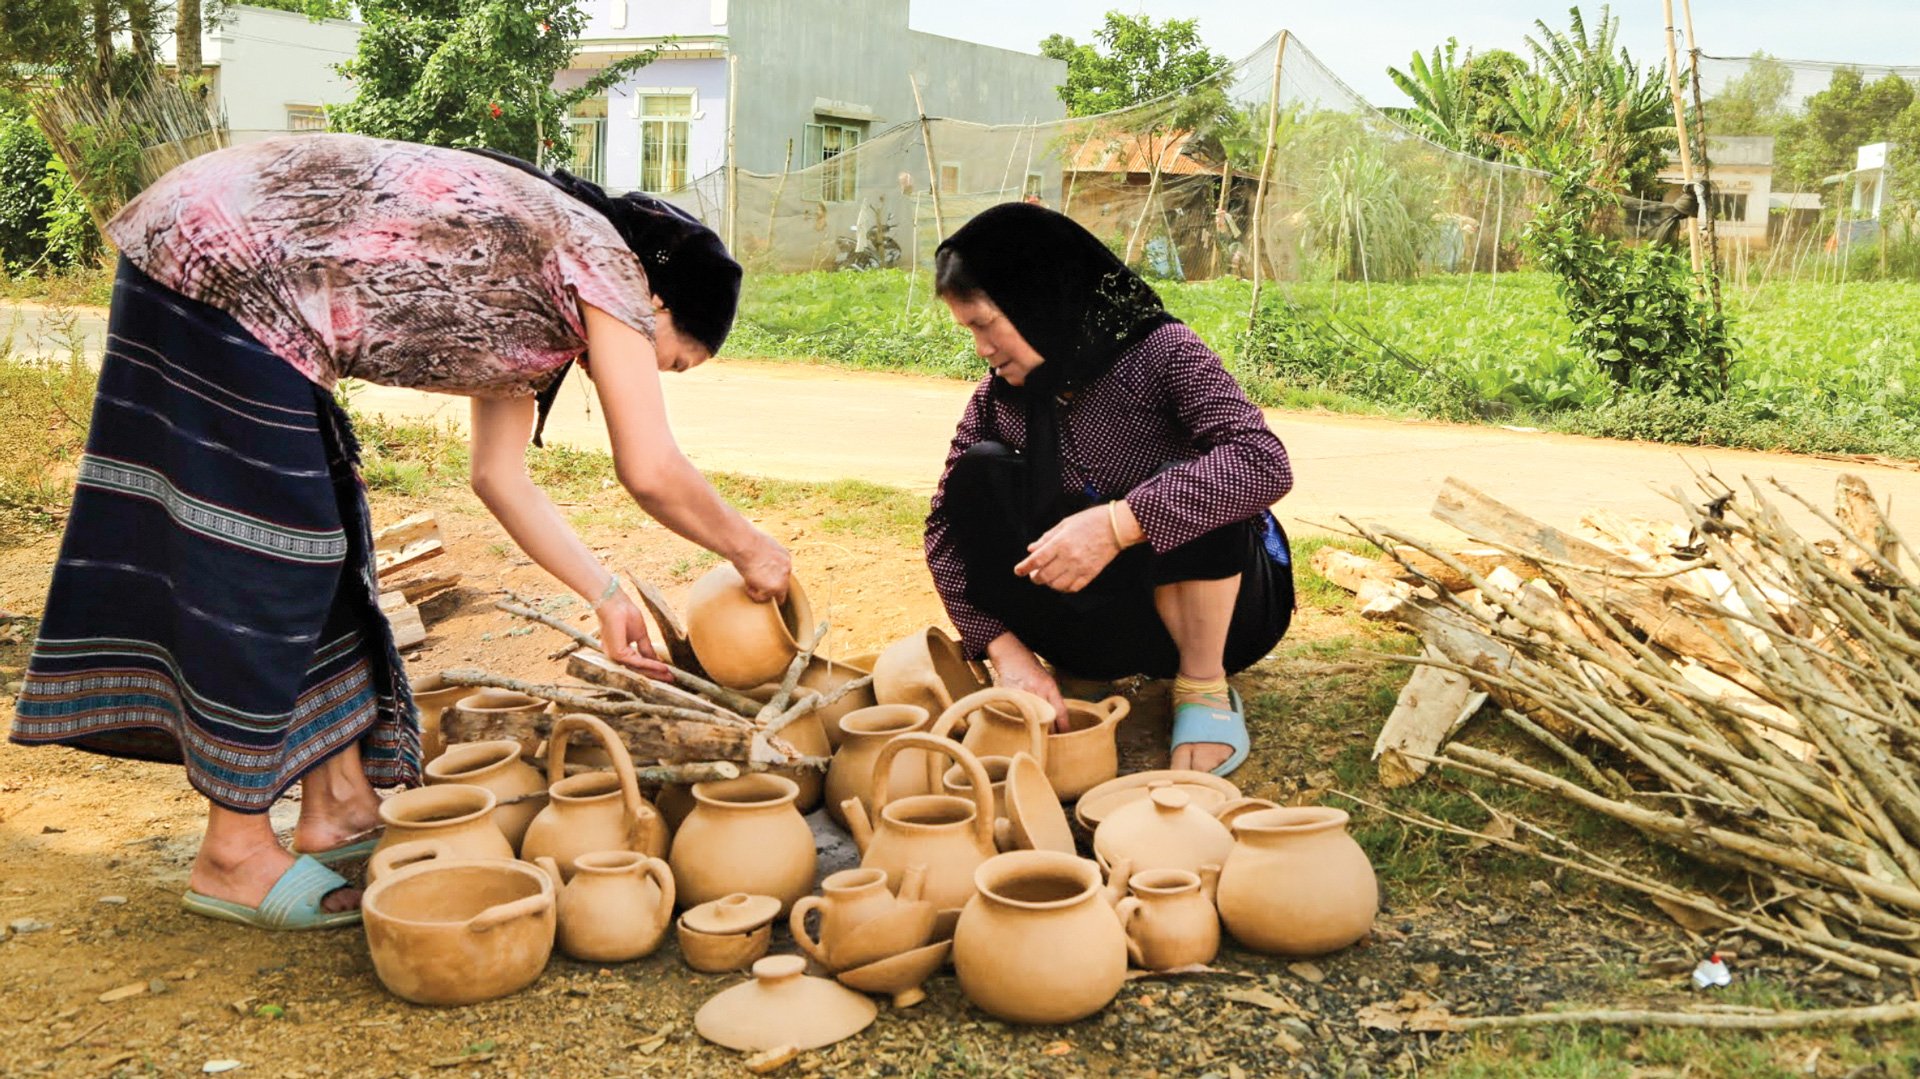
[1310,547,1400,595]
[441,701,754,763]
[384,601,426,650]
[384,567,462,605]
[374,513,445,578]
[1375,649,1488,788]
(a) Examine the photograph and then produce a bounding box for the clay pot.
[361,856,555,1006]
[520,714,668,880]
[442,690,548,759]
[979,696,1130,801]
[678,893,781,973]
[1093,784,1235,876]
[423,739,546,852]
[668,773,817,912]
[809,655,878,750]
[843,733,999,913]
[1217,807,1378,956]
[791,866,933,973]
[837,939,951,1009]
[1074,770,1241,833]
[408,673,469,767]
[768,711,832,813]
[823,704,931,830]
[1002,752,1075,855]
[655,783,697,833]
[941,687,1053,764]
[952,850,1128,1024]
[695,955,878,1052]
[1115,866,1221,971]
[871,628,983,718]
[537,851,675,963]
[369,785,513,882]
[1212,797,1283,831]
[684,564,815,689]
[942,756,1012,838]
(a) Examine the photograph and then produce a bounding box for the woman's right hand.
[595,592,672,680]
[986,632,1067,731]
[732,529,793,604]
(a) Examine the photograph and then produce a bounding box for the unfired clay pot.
[423,739,546,852]
[823,704,931,829]
[941,687,1053,764]
[695,955,877,1052]
[980,696,1131,800]
[952,851,1128,1024]
[361,856,555,1006]
[408,673,469,767]
[1073,770,1241,833]
[677,893,780,973]
[1115,866,1221,971]
[668,773,817,912]
[844,733,999,913]
[807,655,878,751]
[370,785,513,882]
[537,851,675,963]
[684,564,816,689]
[520,714,668,880]
[768,711,832,813]
[791,865,933,973]
[1217,806,1378,956]
[836,939,951,1009]
[442,690,548,759]
[1093,784,1234,876]
[871,628,983,718]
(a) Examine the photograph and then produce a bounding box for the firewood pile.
[1320,474,1920,979]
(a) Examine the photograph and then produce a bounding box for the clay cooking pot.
[684,564,816,689]
[952,850,1128,1024]
[361,856,555,1006]
[871,628,984,718]
[369,785,513,882]
[1093,783,1234,876]
[441,690,548,759]
[668,773,817,912]
[1115,866,1221,971]
[1216,806,1378,956]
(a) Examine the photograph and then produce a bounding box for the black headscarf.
[462,148,743,444]
[936,203,1175,518]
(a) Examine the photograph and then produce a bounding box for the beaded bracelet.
[589,573,622,611]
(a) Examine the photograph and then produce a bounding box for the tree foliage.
[0,0,160,91]
[1040,12,1229,117]
[1702,52,1793,138]
[1773,68,1915,192]
[244,0,356,18]
[328,0,660,163]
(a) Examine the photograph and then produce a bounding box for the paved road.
[18,300,1920,542]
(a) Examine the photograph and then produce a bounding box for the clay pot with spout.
[361,854,555,1006]
[369,786,513,882]
[1093,783,1234,876]
[1217,806,1378,956]
[791,865,933,972]
[668,773,817,912]
[423,739,545,852]
[823,704,930,829]
[872,628,984,718]
[684,564,816,689]
[952,850,1128,1024]
[1114,866,1221,971]
[534,851,675,963]
[408,673,470,767]
[842,733,998,913]
[520,714,668,880]
[981,695,1130,800]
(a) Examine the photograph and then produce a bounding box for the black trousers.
[943,442,1293,680]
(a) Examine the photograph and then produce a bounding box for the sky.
[909,1,1920,108]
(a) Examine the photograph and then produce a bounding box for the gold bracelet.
[1107,501,1128,549]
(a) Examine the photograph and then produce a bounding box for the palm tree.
[1386,39,1479,154]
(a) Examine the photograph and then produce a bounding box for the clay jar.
[668,773,817,912]
[871,627,983,718]
[408,673,469,767]
[361,856,555,1006]
[767,711,832,813]
[442,690,548,759]
[533,851,675,963]
[684,563,816,689]
[520,714,668,880]
[1115,867,1221,971]
[369,785,513,882]
[843,733,999,913]
[823,704,931,830]
[791,865,933,972]
[1093,784,1234,876]
[423,739,545,852]
[952,851,1128,1025]
[1217,807,1379,956]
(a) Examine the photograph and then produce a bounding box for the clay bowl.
[443,691,548,759]
[830,901,938,972]
[361,858,555,1006]
[1073,770,1241,833]
[1004,752,1075,854]
[836,939,952,1009]
[676,920,774,973]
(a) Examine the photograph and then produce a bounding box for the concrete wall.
[589,56,732,193]
[577,0,728,41]
[171,5,360,144]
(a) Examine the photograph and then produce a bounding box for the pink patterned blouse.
[106,133,655,397]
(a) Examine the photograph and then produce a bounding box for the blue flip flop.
[181,855,362,930]
[1171,686,1250,778]
[293,833,380,869]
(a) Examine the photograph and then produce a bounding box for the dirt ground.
[0,481,1914,1078]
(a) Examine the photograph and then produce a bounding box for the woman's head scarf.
[463,148,743,444]
[935,203,1175,516]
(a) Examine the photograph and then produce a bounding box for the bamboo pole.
[1244,31,1290,330]
[1660,0,1703,274]
[764,137,793,262]
[726,54,740,253]
[909,74,946,240]
[1680,0,1728,334]
[1124,127,1168,265]
[1211,153,1233,278]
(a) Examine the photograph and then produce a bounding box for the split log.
[1373,649,1486,788]
[374,512,445,577]
[384,567,462,605]
[1388,545,1539,593]
[626,571,702,675]
[1310,547,1401,594]
[441,698,755,764]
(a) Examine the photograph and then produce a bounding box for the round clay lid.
[682,893,781,935]
[695,955,878,1052]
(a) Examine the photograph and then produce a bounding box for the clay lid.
[1004,752,1075,854]
[1074,770,1240,831]
[1092,781,1233,875]
[695,955,877,1052]
[682,893,781,935]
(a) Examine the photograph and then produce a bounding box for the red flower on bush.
[488,102,503,119]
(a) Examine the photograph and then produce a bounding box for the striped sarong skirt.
[9,259,418,811]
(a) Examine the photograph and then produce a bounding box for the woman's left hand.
[1014,505,1123,593]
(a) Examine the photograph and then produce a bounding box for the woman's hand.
[1014,502,1136,594]
[731,529,793,603]
[986,632,1067,732]
[595,592,673,680]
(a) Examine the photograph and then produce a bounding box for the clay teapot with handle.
[1113,866,1221,971]
[790,865,933,973]
[841,732,998,913]
[534,851,675,963]
[519,714,668,880]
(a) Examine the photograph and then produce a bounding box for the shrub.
[0,111,57,272]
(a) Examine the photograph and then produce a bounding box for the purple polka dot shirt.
[925,322,1294,658]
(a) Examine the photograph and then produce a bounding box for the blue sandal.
[1171,686,1250,778]
[181,855,362,930]
[293,833,380,869]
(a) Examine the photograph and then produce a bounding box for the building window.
[1709,192,1749,222]
[803,121,863,202]
[1024,172,1044,199]
[937,161,961,195]
[639,94,692,193]
[567,101,607,187]
[286,105,327,133]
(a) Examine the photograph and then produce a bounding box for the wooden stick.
[1244,30,1289,328]
[1450,999,1920,1031]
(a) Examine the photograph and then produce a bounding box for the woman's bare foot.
[191,804,360,913]
[292,742,384,854]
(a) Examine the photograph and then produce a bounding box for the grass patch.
[1436,1020,1920,1078]
[1,263,114,309]
[0,320,95,538]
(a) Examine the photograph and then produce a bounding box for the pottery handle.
[533,855,564,894]
[547,713,650,848]
[468,891,553,935]
[789,896,831,967]
[897,863,928,903]
[1114,896,1148,967]
[1097,695,1131,727]
[934,687,1053,767]
[368,839,452,881]
[871,733,998,851]
[642,857,676,934]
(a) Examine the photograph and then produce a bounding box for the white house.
[1657,135,1776,249]
[161,4,361,143]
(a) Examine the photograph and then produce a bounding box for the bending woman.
[924,204,1295,777]
[10,134,789,928]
